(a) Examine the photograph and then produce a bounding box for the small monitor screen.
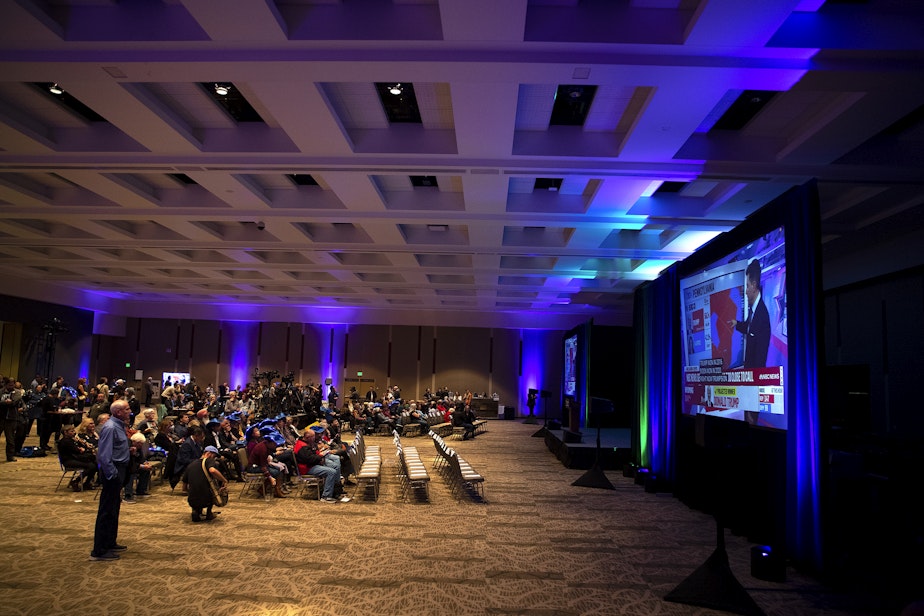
[162,372,191,388]
[564,334,578,397]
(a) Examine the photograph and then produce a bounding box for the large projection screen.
[679,226,788,430]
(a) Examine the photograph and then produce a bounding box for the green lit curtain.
[633,265,678,479]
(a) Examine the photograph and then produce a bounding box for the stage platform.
[542,427,632,470]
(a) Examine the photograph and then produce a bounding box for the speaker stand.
[571,426,614,490]
[531,399,549,437]
[664,518,764,616]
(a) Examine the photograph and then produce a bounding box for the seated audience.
[314,420,354,483]
[133,408,159,437]
[225,390,242,414]
[87,393,109,422]
[57,425,97,491]
[154,418,181,449]
[247,430,287,498]
[123,432,153,502]
[293,429,349,503]
[372,404,396,433]
[74,416,100,451]
[204,419,238,480]
[399,402,429,436]
[173,426,205,489]
[173,411,193,440]
[452,404,477,440]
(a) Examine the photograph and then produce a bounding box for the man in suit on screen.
[729,259,771,368]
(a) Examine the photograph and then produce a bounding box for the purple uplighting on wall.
[79,351,91,386]
[521,329,544,414]
[223,320,258,390]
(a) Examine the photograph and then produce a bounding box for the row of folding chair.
[292,454,323,500]
[393,430,430,502]
[396,409,453,437]
[424,410,453,437]
[347,430,382,501]
[428,431,486,502]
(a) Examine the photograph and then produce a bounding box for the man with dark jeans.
[1,378,23,462]
[143,377,154,406]
[38,388,62,452]
[90,399,130,561]
[452,404,476,440]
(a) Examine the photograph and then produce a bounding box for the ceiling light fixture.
[389,84,403,95]
[214,83,230,96]
[48,83,64,95]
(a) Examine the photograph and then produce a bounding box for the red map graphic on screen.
[691,308,704,333]
[709,288,738,368]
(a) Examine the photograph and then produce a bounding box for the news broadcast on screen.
[679,226,788,430]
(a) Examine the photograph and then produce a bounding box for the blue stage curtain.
[634,181,823,573]
[633,264,678,481]
[785,181,824,573]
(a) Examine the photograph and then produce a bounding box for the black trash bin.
[503,406,515,420]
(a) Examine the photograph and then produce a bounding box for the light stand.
[531,390,551,437]
[664,517,764,615]
[571,423,615,490]
[665,414,764,615]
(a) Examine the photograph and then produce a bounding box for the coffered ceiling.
[0,0,922,330]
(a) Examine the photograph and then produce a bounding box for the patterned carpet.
[0,421,895,616]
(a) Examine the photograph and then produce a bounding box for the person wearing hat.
[183,445,227,522]
[225,412,244,440]
[192,408,209,427]
[247,430,288,498]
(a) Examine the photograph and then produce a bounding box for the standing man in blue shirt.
[90,398,131,561]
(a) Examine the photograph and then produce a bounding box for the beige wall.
[98,317,566,417]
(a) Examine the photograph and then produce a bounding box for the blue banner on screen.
[679,227,787,430]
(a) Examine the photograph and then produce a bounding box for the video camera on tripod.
[253,369,280,382]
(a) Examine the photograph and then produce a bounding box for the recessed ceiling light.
[214,83,230,96]
[48,83,63,95]
[389,84,403,95]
